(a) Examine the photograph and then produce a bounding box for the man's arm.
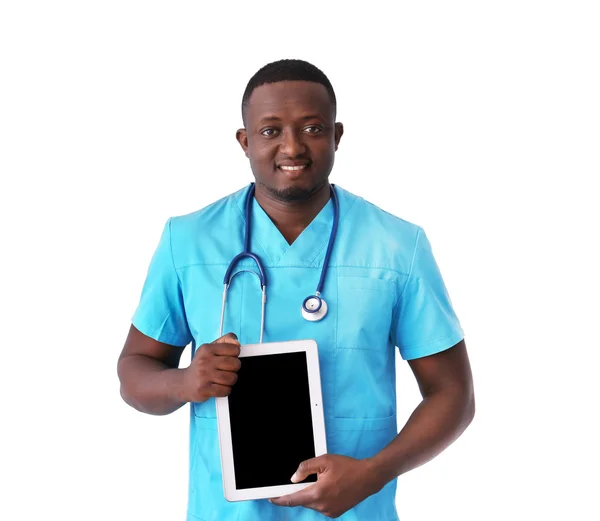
[117,325,242,416]
[270,340,474,517]
[117,324,188,415]
[369,338,475,483]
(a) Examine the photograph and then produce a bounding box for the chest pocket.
[336,276,396,351]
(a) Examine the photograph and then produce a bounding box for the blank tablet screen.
[228,351,317,489]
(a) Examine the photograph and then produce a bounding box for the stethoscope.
[219,182,339,343]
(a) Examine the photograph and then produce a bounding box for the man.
[118,59,475,520]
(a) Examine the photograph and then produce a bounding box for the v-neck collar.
[234,184,335,267]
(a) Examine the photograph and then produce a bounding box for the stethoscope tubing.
[219,182,338,342]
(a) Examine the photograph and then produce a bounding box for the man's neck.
[253,183,331,245]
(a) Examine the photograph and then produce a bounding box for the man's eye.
[261,128,278,137]
[304,126,322,134]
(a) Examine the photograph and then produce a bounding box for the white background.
[1,1,599,520]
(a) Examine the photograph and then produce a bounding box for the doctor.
[118,59,475,520]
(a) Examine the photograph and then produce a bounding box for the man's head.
[236,59,344,202]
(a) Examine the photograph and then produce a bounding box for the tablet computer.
[215,339,327,502]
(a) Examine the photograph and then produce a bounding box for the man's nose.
[279,130,306,157]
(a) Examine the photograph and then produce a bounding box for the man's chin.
[262,179,326,203]
[272,186,315,202]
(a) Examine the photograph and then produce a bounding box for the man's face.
[237,81,343,202]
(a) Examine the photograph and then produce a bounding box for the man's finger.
[208,383,232,398]
[214,355,242,372]
[269,484,318,508]
[291,456,328,483]
[212,342,241,357]
[199,333,240,357]
[211,369,238,387]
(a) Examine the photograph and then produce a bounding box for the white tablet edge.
[216,339,327,502]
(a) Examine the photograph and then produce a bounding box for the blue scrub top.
[132,184,464,521]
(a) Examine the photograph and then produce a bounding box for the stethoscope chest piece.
[301,295,328,322]
[222,182,339,337]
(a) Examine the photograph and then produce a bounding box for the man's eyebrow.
[258,114,324,123]
[259,116,281,123]
[298,114,323,122]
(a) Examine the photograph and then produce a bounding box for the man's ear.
[236,128,249,157]
[334,122,344,151]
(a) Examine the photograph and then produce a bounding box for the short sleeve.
[392,228,464,360]
[131,218,193,347]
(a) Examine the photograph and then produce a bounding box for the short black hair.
[241,59,337,123]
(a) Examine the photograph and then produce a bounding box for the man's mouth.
[277,161,311,173]
[279,165,308,172]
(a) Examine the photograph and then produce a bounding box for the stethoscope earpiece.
[301,295,328,322]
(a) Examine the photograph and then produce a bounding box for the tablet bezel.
[215,339,327,502]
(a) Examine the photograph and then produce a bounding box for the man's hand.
[180,333,242,403]
[269,455,383,518]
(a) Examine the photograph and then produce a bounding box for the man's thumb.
[291,457,325,483]
[215,332,239,345]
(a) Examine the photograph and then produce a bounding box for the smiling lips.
[278,162,310,173]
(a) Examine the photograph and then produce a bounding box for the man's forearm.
[368,385,475,487]
[118,354,188,415]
